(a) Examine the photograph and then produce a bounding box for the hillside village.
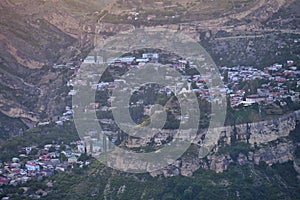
[2,50,299,198]
[1,0,300,198]
[70,50,300,113]
[46,50,300,154]
[224,63,300,108]
[51,52,300,118]
[0,140,91,199]
[46,50,300,151]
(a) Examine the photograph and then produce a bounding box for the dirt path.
[215,34,266,40]
[214,28,300,40]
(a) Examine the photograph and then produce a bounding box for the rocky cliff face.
[150,110,300,177]
[217,110,300,146]
[251,140,295,165]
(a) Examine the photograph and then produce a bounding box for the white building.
[136,58,149,63]
[142,53,159,59]
[83,56,103,64]
[115,56,135,63]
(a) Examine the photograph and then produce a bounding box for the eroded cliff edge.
[149,110,300,177]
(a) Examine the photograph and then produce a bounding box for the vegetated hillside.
[0,112,26,139]
[43,161,300,199]
[0,0,294,129]
[200,32,300,68]
[1,113,300,198]
[198,0,300,68]
[264,0,300,30]
[104,0,260,24]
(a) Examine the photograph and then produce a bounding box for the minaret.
[187,82,192,92]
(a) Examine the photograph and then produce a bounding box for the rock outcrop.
[252,140,295,165]
[208,154,233,173]
[151,110,300,177]
[205,110,300,147]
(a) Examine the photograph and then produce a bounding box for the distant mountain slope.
[264,0,300,29]
[0,1,88,127]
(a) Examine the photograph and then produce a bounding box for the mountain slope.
[0,0,296,132]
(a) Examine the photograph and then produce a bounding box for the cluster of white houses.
[221,63,300,108]
[79,53,300,110]
[82,52,159,65]
[0,142,92,188]
[51,54,300,157]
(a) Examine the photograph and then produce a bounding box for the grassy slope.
[33,161,300,199]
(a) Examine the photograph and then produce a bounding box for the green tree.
[223,69,229,83]
[60,153,67,162]
[183,187,193,200]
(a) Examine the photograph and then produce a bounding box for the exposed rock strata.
[150,110,300,177]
